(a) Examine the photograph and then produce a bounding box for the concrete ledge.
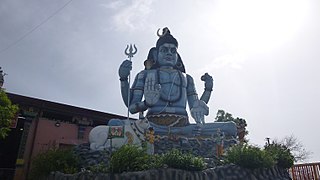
[48,165,291,180]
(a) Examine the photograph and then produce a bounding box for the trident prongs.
[125,44,137,59]
[124,44,138,120]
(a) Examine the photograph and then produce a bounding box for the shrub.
[265,143,294,168]
[108,144,155,173]
[162,149,205,171]
[87,162,109,173]
[148,154,165,169]
[29,148,79,180]
[225,143,275,169]
[109,146,205,173]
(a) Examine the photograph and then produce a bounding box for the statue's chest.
[157,70,186,86]
[157,70,186,102]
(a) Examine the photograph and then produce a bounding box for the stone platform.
[49,165,291,180]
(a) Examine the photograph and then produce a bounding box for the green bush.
[225,143,275,169]
[87,162,109,173]
[109,146,205,173]
[148,154,165,169]
[265,143,294,168]
[29,148,79,180]
[162,149,205,171]
[109,144,156,173]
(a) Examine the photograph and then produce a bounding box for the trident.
[124,44,137,119]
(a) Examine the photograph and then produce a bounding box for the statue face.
[157,43,178,67]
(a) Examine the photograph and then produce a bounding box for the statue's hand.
[118,60,132,80]
[201,73,213,91]
[144,73,161,106]
[191,99,209,124]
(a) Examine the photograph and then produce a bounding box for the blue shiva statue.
[118,28,213,127]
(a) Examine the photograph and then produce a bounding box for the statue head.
[156,28,178,50]
[157,42,178,67]
[144,28,185,72]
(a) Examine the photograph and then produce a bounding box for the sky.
[1,0,320,162]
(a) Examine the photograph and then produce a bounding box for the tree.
[214,109,248,142]
[0,89,19,139]
[215,109,226,122]
[264,142,294,168]
[273,135,312,163]
[215,110,246,125]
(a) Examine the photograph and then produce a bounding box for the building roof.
[6,92,130,126]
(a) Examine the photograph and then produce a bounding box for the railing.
[289,162,320,180]
[0,168,15,180]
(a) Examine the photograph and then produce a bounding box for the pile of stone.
[154,135,237,158]
[73,135,238,169]
[73,143,110,168]
[68,140,292,180]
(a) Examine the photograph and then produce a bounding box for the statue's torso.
[147,69,187,116]
[158,69,186,102]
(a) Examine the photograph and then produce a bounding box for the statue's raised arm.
[118,28,213,126]
[118,60,132,107]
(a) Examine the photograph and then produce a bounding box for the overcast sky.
[1,0,320,162]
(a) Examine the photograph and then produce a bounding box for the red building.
[0,92,127,180]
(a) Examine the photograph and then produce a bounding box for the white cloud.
[102,0,155,31]
[196,53,247,73]
[212,0,309,53]
[100,1,125,10]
